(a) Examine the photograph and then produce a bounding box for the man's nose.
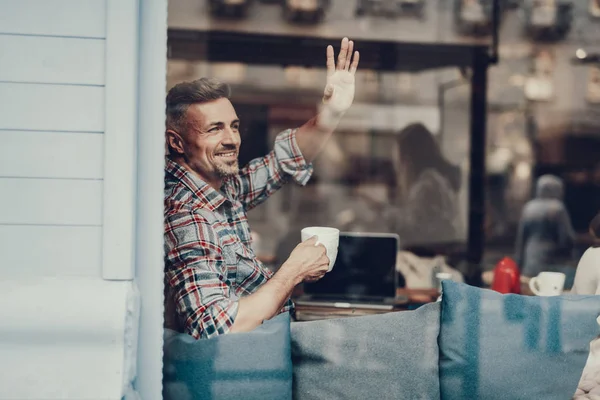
[221,127,240,145]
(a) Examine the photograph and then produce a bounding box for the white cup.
[528,272,566,296]
[300,227,340,272]
[436,272,453,291]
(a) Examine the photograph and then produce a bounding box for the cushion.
[574,334,600,399]
[439,280,600,400]
[291,302,441,400]
[162,312,292,400]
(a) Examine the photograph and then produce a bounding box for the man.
[164,37,360,339]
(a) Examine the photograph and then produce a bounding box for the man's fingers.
[337,37,349,70]
[344,40,354,71]
[304,235,318,245]
[326,45,335,76]
[349,51,360,74]
[323,83,334,100]
[305,271,327,282]
[328,37,357,74]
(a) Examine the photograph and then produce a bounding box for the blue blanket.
[290,303,441,400]
[163,312,292,400]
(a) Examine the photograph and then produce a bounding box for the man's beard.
[215,160,239,178]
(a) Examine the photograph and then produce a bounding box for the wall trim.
[134,0,168,399]
[102,0,140,280]
[0,277,140,399]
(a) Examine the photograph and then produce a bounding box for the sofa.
[163,280,600,400]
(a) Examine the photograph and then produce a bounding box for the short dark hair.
[166,77,231,133]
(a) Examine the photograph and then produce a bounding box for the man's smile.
[215,151,237,160]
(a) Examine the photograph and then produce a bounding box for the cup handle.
[529,277,541,296]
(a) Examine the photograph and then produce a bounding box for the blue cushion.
[439,280,600,400]
[291,302,441,400]
[162,312,292,400]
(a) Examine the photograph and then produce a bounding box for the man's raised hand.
[322,37,360,115]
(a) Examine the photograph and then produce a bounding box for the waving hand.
[322,37,360,115]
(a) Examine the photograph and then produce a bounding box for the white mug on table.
[300,227,339,272]
[529,271,566,296]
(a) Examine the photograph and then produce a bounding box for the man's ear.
[166,129,185,155]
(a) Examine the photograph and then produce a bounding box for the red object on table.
[491,257,521,294]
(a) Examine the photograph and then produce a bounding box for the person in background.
[571,211,600,399]
[571,211,600,295]
[514,174,576,278]
[386,122,463,247]
[164,38,360,339]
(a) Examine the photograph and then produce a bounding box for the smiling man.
[164,38,360,339]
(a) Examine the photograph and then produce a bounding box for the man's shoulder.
[165,177,194,204]
[165,195,224,234]
[165,202,220,225]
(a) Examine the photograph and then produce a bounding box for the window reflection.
[167,60,472,272]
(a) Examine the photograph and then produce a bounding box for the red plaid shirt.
[164,128,313,339]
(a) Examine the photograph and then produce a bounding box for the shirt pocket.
[231,241,272,288]
[222,240,256,282]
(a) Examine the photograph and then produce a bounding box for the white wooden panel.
[0,35,105,85]
[0,225,101,277]
[0,0,106,38]
[0,83,104,132]
[0,278,138,399]
[0,131,103,179]
[136,0,168,398]
[0,178,102,225]
[102,0,139,280]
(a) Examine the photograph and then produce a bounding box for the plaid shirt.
[164,128,313,339]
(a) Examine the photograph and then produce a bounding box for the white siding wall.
[0,1,146,399]
[0,0,106,278]
[0,0,138,279]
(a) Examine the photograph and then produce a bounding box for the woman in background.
[571,211,600,295]
[386,122,463,247]
[572,211,600,400]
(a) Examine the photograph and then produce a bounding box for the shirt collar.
[165,158,229,212]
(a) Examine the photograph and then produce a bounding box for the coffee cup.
[300,227,339,272]
[528,271,566,296]
[435,272,453,291]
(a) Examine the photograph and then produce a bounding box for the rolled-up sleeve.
[230,128,313,211]
[164,210,238,339]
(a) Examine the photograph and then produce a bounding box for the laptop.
[294,232,404,311]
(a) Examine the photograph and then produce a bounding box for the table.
[293,288,440,321]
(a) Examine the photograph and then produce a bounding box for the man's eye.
[209,127,220,133]
[232,124,240,130]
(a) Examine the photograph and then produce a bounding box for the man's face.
[172,98,241,184]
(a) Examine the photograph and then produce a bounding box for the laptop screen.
[303,232,399,299]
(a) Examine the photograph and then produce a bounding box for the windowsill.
[0,277,140,400]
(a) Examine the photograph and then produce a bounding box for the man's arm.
[295,37,359,162]
[229,264,300,333]
[230,128,313,211]
[166,210,329,338]
[229,37,359,210]
[230,236,330,333]
[165,210,239,339]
